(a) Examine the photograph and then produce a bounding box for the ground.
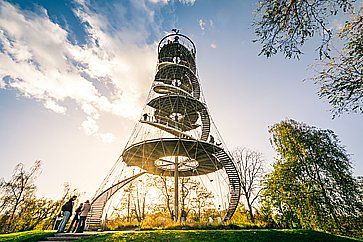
[0,229,362,242]
[0,230,55,242]
[78,230,362,242]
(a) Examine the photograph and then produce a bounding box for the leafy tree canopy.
[314,14,363,115]
[262,119,362,233]
[254,0,362,115]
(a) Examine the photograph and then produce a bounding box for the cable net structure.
[86,32,241,230]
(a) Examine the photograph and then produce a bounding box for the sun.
[147,187,160,202]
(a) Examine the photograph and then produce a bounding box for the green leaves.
[0,161,63,233]
[314,13,363,116]
[254,0,354,59]
[262,119,362,232]
[254,1,362,116]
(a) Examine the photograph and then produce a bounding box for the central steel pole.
[174,155,179,222]
[174,114,180,222]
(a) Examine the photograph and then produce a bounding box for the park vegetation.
[0,0,362,238]
[105,174,218,230]
[261,119,362,236]
[0,120,362,237]
[251,1,363,234]
[254,0,363,116]
[0,161,78,233]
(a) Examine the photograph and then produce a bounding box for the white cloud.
[0,78,5,89]
[199,18,214,32]
[80,116,115,143]
[209,19,214,28]
[149,0,196,5]
[81,117,99,135]
[44,100,67,114]
[0,1,159,143]
[148,0,169,4]
[199,19,206,30]
[81,117,115,143]
[81,103,99,119]
[99,132,115,143]
[179,0,196,5]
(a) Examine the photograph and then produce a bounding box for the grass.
[79,229,363,242]
[0,229,361,242]
[0,230,55,242]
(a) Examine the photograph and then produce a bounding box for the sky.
[0,0,362,200]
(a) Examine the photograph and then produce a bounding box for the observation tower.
[86,31,241,229]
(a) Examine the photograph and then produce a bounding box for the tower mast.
[174,154,179,221]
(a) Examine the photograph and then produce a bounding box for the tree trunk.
[127,193,131,222]
[142,196,146,220]
[161,177,173,219]
[247,202,255,223]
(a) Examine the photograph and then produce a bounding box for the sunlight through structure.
[86,32,241,230]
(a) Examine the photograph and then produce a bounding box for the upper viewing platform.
[157,32,197,73]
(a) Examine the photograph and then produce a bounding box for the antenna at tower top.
[171,28,180,34]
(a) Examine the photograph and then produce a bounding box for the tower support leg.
[174,156,179,222]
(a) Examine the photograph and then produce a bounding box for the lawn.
[80,229,363,242]
[0,230,55,242]
[0,229,361,242]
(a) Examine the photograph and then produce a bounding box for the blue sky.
[0,0,362,199]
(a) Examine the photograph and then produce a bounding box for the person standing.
[180,209,187,224]
[143,113,148,121]
[57,195,77,233]
[53,212,63,230]
[75,200,91,233]
[67,203,83,233]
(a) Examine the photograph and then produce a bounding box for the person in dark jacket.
[57,195,77,232]
[67,203,83,233]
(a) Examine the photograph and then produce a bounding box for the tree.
[261,119,362,232]
[313,14,363,115]
[0,161,78,233]
[118,178,148,223]
[151,176,174,220]
[180,177,193,221]
[189,182,214,222]
[358,176,363,197]
[254,0,362,115]
[151,175,215,223]
[233,147,265,223]
[254,0,355,59]
[0,161,41,232]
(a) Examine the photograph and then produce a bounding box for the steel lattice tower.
[86,32,241,229]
